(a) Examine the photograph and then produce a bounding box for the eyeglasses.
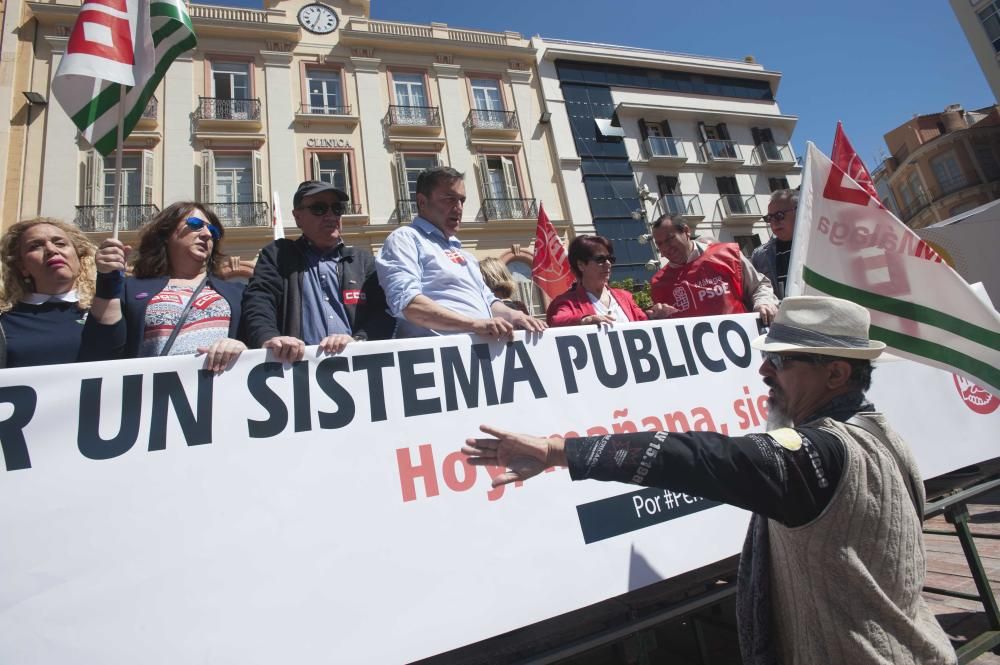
[301,202,346,217]
[588,254,617,265]
[761,351,830,371]
[762,208,796,224]
[185,217,220,240]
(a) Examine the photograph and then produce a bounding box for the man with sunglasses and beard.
[241,181,393,362]
[462,296,957,665]
[751,189,798,300]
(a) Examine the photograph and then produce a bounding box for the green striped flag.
[52,0,196,156]
[788,142,1000,393]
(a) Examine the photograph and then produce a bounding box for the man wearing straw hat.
[462,296,956,664]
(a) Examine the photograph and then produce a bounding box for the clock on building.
[297,3,339,35]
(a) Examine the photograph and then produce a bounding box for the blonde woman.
[0,218,96,368]
[479,257,529,314]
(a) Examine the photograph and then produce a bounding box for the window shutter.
[659,120,672,137]
[638,118,649,141]
[476,154,491,200]
[253,150,264,203]
[393,154,409,203]
[342,153,352,198]
[751,127,762,146]
[697,121,708,142]
[201,150,214,203]
[718,123,730,140]
[501,156,521,200]
[85,150,103,206]
[311,152,321,181]
[142,150,154,206]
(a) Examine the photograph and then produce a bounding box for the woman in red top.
[546,235,646,327]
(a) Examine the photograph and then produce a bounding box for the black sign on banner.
[576,487,721,544]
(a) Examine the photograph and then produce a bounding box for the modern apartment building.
[951,0,1000,102]
[535,38,801,282]
[872,103,1000,229]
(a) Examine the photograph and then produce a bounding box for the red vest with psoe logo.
[650,242,746,317]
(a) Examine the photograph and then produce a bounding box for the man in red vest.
[648,214,778,324]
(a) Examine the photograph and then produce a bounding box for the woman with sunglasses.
[546,235,647,327]
[81,202,246,372]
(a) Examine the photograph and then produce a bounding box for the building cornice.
[615,102,797,129]
[885,124,1000,185]
[339,18,534,62]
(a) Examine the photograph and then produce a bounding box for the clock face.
[298,3,339,35]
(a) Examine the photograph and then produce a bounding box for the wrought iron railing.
[656,194,703,218]
[196,97,262,121]
[467,109,519,130]
[141,96,158,119]
[205,201,270,227]
[643,136,684,159]
[482,198,538,221]
[754,141,795,164]
[74,204,160,232]
[395,199,418,222]
[299,103,352,116]
[342,203,363,215]
[385,105,441,128]
[937,173,972,197]
[898,191,931,222]
[718,194,761,218]
[701,139,742,162]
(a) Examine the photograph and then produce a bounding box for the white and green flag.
[789,142,1000,392]
[52,0,196,156]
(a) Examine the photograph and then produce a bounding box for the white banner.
[0,315,996,663]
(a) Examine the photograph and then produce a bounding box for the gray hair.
[770,188,799,206]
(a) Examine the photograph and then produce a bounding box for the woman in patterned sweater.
[81,202,245,373]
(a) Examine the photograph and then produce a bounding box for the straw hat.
[751,296,886,360]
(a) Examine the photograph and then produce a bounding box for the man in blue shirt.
[241,181,393,362]
[377,166,546,338]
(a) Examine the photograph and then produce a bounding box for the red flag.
[531,204,574,299]
[831,121,883,206]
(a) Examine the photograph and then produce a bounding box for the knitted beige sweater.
[767,415,956,664]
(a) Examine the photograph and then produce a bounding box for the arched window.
[506,260,546,317]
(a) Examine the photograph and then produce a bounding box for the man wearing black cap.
[241,180,393,362]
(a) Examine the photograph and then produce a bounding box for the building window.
[78,150,155,231]
[477,155,529,219]
[978,1,1000,52]
[930,152,967,195]
[391,71,432,126]
[311,152,352,196]
[768,177,790,192]
[305,67,344,114]
[393,153,439,220]
[201,151,266,226]
[716,176,746,214]
[209,61,252,119]
[507,260,546,317]
[732,234,762,258]
[974,143,1000,180]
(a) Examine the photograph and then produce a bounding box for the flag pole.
[111,84,127,240]
[784,141,814,298]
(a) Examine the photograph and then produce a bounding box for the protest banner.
[0,316,996,663]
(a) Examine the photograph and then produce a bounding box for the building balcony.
[133,96,158,130]
[465,109,519,137]
[384,105,442,135]
[936,174,975,198]
[482,198,538,221]
[292,103,360,129]
[752,142,796,170]
[194,97,262,131]
[898,191,931,223]
[716,195,761,223]
[205,201,270,227]
[655,194,704,222]
[700,140,743,168]
[74,204,160,233]
[642,137,687,165]
[340,18,531,57]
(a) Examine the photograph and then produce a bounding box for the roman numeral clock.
[297,3,339,35]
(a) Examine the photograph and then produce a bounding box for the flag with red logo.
[52,0,196,156]
[531,203,574,300]
[831,121,882,206]
[787,142,1000,392]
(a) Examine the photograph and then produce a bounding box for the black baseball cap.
[293,180,349,208]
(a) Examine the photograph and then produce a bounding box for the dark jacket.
[751,238,784,300]
[79,275,244,360]
[240,237,393,347]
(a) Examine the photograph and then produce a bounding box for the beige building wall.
[951,0,1000,102]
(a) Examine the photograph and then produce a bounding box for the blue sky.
[225,0,992,167]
